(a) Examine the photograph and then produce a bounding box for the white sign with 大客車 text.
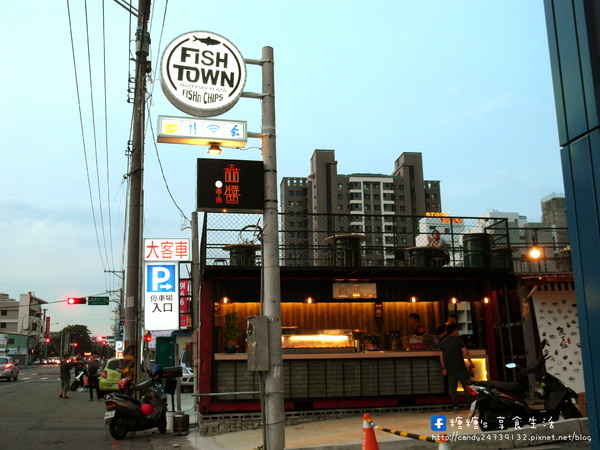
[144,238,190,261]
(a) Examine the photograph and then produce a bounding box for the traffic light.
[143,331,152,342]
[45,338,51,344]
[67,297,86,305]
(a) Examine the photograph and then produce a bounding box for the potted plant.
[223,312,240,353]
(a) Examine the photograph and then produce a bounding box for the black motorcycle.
[467,341,582,431]
[104,365,181,440]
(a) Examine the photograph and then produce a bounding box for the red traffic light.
[67,297,86,305]
[143,331,152,342]
[45,338,51,344]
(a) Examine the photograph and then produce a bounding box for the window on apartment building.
[288,191,294,196]
[399,195,405,201]
[352,203,363,210]
[337,205,344,210]
[338,194,343,200]
[383,183,394,190]
[399,185,404,191]
[349,182,361,189]
[363,183,370,190]
[399,206,405,212]
[0,323,6,329]
[364,205,370,211]
[350,192,362,200]
[383,204,396,211]
[373,183,380,190]
[374,205,380,211]
[364,193,370,200]
[374,194,380,200]
[337,183,343,189]
[1,310,7,316]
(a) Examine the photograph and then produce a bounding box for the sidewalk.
[171,393,590,449]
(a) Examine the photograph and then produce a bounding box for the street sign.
[157,116,247,148]
[144,262,179,331]
[88,296,109,306]
[160,31,247,117]
[144,238,191,261]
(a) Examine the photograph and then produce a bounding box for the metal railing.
[201,212,571,274]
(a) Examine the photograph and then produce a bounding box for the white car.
[0,356,19,381]
[181,364,193,392]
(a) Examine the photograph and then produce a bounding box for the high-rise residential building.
[541,194,568,228]
[279,150,442,266]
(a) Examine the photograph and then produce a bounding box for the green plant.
[224,312,240,343]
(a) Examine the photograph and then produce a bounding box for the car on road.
[181,364,193,392]
[0,356,19,381]
[99,357,124,392]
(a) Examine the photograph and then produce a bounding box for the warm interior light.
[221,296,229,304]
[410,296,417,303]
[483,297,490,304]
[306,297,313,304]
[528,246,542,259]
[286,334,349,342]
[207,142,222,155]
[451,297,458,304]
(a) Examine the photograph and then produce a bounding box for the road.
[0,364,195,450]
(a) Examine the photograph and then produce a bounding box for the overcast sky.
[0,1,562,336]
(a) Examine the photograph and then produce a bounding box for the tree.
[61,325,94,355]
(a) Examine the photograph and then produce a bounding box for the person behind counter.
[408,313,425,336]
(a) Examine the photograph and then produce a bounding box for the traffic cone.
[437,433,452,450]
[362,413,379,450]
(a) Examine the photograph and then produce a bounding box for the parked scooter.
[104,364,181,440]
[467,340,582,431]
[70,365,87,391]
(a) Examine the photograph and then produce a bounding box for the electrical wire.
[66,0,108,275]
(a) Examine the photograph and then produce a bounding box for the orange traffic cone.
[362,413,379,450]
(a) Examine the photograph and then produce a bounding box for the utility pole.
[259,46,284,450]
[124,0,151,382]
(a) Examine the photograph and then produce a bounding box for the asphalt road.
[0,364,195,450]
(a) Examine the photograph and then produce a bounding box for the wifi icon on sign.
[207,124,221,133]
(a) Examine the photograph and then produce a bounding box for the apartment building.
[280,150,442,266]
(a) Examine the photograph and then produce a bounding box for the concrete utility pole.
[124,0,151,381]
[259,46,285,450]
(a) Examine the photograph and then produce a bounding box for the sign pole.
[260,46,285,450]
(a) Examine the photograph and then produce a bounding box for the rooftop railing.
[201,212,571,274]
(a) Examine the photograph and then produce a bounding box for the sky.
[0,1,563,336]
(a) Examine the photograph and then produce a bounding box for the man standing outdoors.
[59,355,72,399]
[87,352,103,401]
[439,323,475,412]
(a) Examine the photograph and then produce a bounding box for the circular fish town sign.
[160,31,247,117]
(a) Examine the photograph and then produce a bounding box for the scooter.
[70,365,87,391]
[467,340,582,431]
[104,365,169,440]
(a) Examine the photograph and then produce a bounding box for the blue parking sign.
[146,264,176,292]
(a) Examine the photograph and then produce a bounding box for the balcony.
[201,212,571,274]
